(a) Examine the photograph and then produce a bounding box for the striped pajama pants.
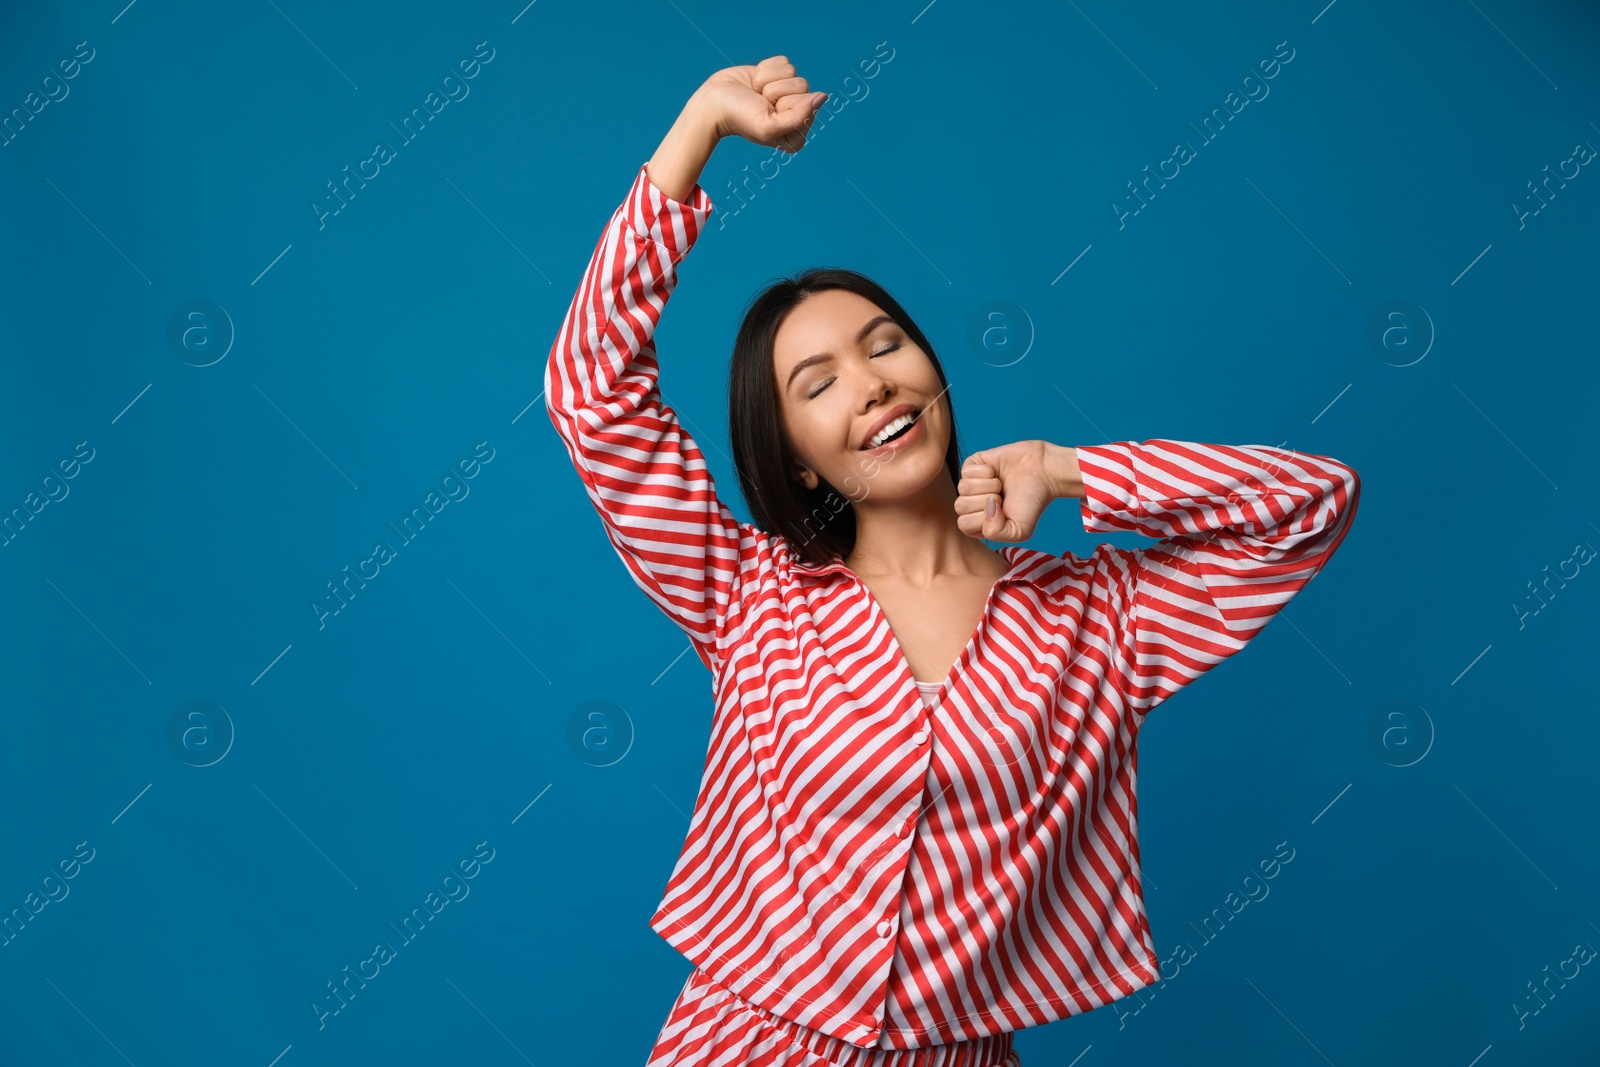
[646,967,1021,1067]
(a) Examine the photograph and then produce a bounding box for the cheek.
[780,406,832,470]
[795,399,847,448]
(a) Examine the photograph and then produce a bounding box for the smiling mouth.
[863,409,922,450]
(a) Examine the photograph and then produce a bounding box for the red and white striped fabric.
[545,162,1361,1055]
[646,967,1018,1067]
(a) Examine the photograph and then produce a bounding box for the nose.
[856,365,894,413]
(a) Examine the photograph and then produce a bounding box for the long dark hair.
[728,268,963,567]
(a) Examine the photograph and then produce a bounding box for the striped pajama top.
[544,161,1362,1048]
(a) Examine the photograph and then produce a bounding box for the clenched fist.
[955,440,1064,543]
[695,55,828,153]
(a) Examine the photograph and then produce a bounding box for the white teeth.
[868,412,917,449]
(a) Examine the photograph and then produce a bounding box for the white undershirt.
[915,680,942,706]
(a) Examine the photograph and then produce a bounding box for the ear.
[791,462,819,491]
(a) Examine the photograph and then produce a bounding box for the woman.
[545,56,1361,1067]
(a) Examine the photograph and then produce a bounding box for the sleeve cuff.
[623,161,716,256]
[1073,442,1143,532]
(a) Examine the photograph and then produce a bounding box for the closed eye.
[806,344,902,399]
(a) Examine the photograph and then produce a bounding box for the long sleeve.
[1074,440,1361,715]
[544,162,749,675]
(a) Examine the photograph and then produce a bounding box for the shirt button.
[911,730,927,745]
[876,920,892,938]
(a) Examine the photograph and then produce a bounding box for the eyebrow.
[784,314,896,392]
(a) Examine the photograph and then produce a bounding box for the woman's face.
[771,288,951,505]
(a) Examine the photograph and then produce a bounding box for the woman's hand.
[955,441,1064,543]
[695,55,827,152]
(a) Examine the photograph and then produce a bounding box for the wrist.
[1042,442,1084,500]
[646,93,723,205]
[684,87,726,143]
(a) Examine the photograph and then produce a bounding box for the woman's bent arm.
[646,91,721,204]
[543,105,745,675]
[1073,440,1362,715]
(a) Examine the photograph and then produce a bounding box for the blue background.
[3,0,1598,1063]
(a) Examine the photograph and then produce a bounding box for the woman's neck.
[845,481,1008,585]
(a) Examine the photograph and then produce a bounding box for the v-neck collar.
[789,543,1058,590]
[790,544,1063,700]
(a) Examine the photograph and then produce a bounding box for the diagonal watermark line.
[1244,176,1351,284]
[660,0,733,65]
[112,783,152,824]
[252,382,360,489]
[46,177,151,284]
[652,642,694,685]
[1273,609,1351,684]
[1311,782,1351,824]
[512,783,552,824]
[445,176,550,283]
[254,782,360,889]
[446,577,552,683]
[1452,781,1558,889]
[264,0,359,90]
[1310,383,1351,425]
[252,644,293,686]
[445,977,537,1065]
[1451,244,1492,285]
[1243,976,1338,1065]
[652,781,693,822]
[1451,381,1557,489]
[44,979,137,1065]
[843,176,951,284]
[1049,382,1110,442]
[1050,244,1093,285]
[111,383,152,425]
[1065,0,1158,89]
[1451,643,1491,685]
[512,388,545,425]
[1464,0,1557,90]
[253,244,292,286]
[44,576,151,684]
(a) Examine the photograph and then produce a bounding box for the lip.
[862,407,926,456]
[863,412,926,457]
[859,403,921,450]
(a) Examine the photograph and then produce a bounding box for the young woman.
[545,56,1361,1067]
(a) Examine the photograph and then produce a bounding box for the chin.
[846,454,946,500]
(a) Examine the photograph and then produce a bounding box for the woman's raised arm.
[1072,440,1362,716]
[957,437,1359,712]
[543,60,825,675]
